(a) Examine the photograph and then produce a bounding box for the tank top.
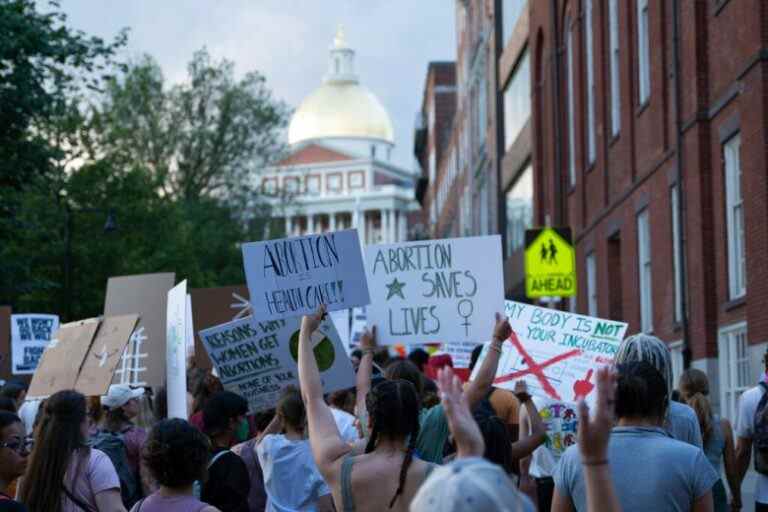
[132,493,209,512]
[703,415,726,473]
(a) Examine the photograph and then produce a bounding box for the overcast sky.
[61,1,456,170]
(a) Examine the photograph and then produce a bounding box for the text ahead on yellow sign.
[524,227,577,298]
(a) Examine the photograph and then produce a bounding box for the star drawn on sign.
[385,278,407,300]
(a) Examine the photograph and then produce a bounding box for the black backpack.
[91,428,142,508]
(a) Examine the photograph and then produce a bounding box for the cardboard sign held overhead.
[11,314,60,375]
[75,315,139,397]
[27,318,100,399]
[104,273,175,388]
[199,315,355,413]
[365,236,505,345]
[472,301,627,404]
[242,229,370,321]
[190,286,251,370]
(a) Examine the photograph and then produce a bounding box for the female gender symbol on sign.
[457,299,474,336]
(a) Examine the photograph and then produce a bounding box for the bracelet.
[362,348,375,356]
[581,459,609,466]
[488,344,502,354]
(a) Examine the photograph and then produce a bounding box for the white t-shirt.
[736,385,768,504]
[330,408,359,444]
[525,397,579,478]
[256,434,331,512]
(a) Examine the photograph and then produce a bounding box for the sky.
[60,1,457,170]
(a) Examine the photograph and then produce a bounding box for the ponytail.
[389,410,420,508]
[686,392,713,445]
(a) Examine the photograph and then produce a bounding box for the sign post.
[166,281,188,419]
[524,227,576,299]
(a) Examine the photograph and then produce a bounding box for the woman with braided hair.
[297,305,435,511]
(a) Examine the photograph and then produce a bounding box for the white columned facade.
[285,217,291,237]
[398,210,407,242]
[330,213,337,232]
[360,211,368,244]
[389,210,397,243]
[308,214,315,234]
[383,210,390,244]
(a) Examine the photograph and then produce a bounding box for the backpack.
[90,429,142,508]
[754,382,768,474]
[192,449,231,499]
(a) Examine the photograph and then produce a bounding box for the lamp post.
[63,205,117,321]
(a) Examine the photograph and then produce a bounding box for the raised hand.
[437,366,484,458]
[360,325,377,352]
[512,380,532,404]
[577,366,617,464]
[301,304,326,337]
[492,313,512,343]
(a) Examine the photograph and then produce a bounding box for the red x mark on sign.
[493,330,582,401]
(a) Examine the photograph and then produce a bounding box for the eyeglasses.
[0,439,33,454]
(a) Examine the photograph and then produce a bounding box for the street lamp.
[64,206,117,321]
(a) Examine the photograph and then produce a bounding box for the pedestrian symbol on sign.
[524,227,576,298]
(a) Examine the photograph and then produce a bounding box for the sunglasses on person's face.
[0,439,33,454]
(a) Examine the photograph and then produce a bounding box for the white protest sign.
[328,309,351,354]
[166,281,188,420]
[11,314,60,375]
[364,236,505,345]
[472,301,628,403]
[199,315,355,413]
[442,342,478,369]
[350,307,367,346]
[242,229,370,321]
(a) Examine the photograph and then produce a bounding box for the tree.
[88,49,289,202]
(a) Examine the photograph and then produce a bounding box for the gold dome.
[288,27,395,146]
[288,82,395,145]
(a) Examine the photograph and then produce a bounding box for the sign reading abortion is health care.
[365,236,505,345]
[473,301,627,404]
[11,314,59,375]
[242,230,370,321]
[200,315,355,413]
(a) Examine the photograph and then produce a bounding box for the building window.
[585,0,596,164]
[503,48,531,151]
[566,21,576,186]
[505,164,533,255]
[718,322,750,422]
[348,171,364,190]
[502,0,526,46]
[609,0,621,136]
[637,209,653,332]
[586,252,597,316]
[637,0,651,104]
[669,340,684,389]
[262,177,277,195]
[327,174,342,193]
[284,177,300,194]
[306,175,321,196]
[725,134,746,299]
[671,185,683,323]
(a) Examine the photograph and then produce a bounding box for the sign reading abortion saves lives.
[199,315,354,413]
[474,301,627,403]
[242,230,370,321]
[365,236,505,345]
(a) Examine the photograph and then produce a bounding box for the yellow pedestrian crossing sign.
[525,227,576,298]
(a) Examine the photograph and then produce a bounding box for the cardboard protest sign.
[104,273,175,387]
[0,307,11,381]
[190,286,251,370]
[185,294,194,359]
[75,315,139,396]
[365,236,505,345]
[200,315,355,413]
[166,281,188,419]
[27,318,100,398]
[242,230,370,321]
[473,301,628,403]
[11,314,60,375]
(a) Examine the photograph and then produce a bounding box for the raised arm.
[255,413,281,445]
[437,367,484,458]
[354,326,377,425]
[577,366,621,512]
[464,313,511,409]
[298,305,352,476]
[508,381,547,460]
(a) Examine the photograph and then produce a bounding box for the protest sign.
[365,236,505,345]
[350,307,367,345]
[166,281,188,419]
[199,315,354,413]
[27,318,100,398]
[0,307,11,381]
[472,301,628,403]
[104,273,175,387]
[190,285,251,369]
[185,294,194,358]
[75,315,140,396]
[328,309,351,354]
[442,342,477,369]
[242,230,370,321]
[11,314,59,375]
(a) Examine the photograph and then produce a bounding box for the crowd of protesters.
[2,305,768,511]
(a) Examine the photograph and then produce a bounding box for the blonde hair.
[679,369,713,445]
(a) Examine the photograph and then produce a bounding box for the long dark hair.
[20,390,89,512]
[679,368,714,445]
[364,379,421,508]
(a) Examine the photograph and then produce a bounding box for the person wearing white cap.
[92,384,149,507]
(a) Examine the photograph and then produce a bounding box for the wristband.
[362,348,375,356]
[581,459,609,466]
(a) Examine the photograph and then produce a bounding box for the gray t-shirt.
[554,426,718,512]
[667,400,704,448]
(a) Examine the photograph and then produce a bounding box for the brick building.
[415,0,533,296]
[530,0,768,421]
